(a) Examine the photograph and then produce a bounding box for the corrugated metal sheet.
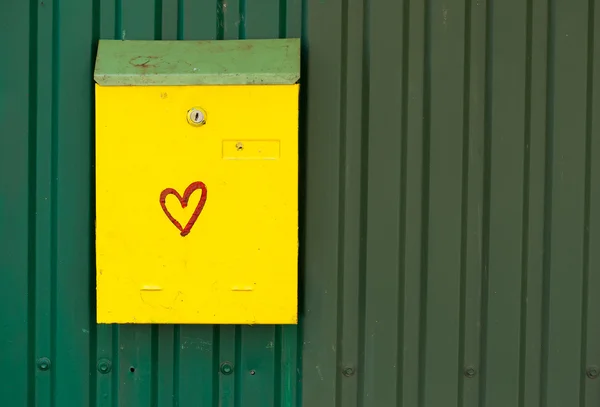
[2,0,600,406]
[0,0,301,405]
[301,0,600,406]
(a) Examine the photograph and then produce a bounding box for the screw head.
[37,357,51,371]
[464,367,476,378]
[342,366,355,377]
[97,358,112,374]
[187,107,206,126]
[587,366,599,379]
[235,142,244,151]
[220,362,234,375]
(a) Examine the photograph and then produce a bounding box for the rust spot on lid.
[129,55,159,68]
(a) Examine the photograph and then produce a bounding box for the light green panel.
[94,39,300,86]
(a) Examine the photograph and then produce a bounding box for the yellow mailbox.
[94,39,299,324]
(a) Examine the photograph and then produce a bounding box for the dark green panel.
[337,0,367,405]
[300,0,600,406]
[34,0,56,406]
[422,0,466,405]
[218,0,241,40]
[156,326,176,406]
[53,0,95,405]
[544,0,589,405]
[121,0,156,39]
[117,326,154,405]
[99,0,117,38]
[0,0,32,405]
[238,326,277,406]
[281,326,299,407]
[483,1,527,405]
[95,325,114,406]
[361,0,405,405]
[219,325,237,407]
[460,0,486,405]
[181,0,218,40]
[520,0,548,406]
[400,1,426,406]
[285,0,302,38]
[161,0,178,40]
[0,0,301,406]
[584,3,600,407]
[300,0,344,405]
[245,0,280,39]
[177,325,216,406]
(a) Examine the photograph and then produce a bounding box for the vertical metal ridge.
[457,0,473,404]
[216,0,224,40]
[173,325,180,405]
[296,323,303,407]
[274,326,282,407]
[50,0,60,404]
[89,1,99,404]
[150,326,159,406]
[396,0,410,404]
[115,0,122,39]
[88,326,97,407]
[335,0,350,402]
[518,0,534,405]
[111,327,119,407]
[540,0,555,404]
[239,0,246,39]
[234,326,242,407]
[281,327,297,407]
[212,325,221,407]
[417,0,431,404]
[27,0,38,404]
[357,0,371,403]
[176,0,183,39]
[479,0,494,405]
[154,0,163,39]
[297,2,307,406]
[278,0,287,38]
[580,1,595,405]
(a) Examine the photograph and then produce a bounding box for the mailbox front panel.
[95,84,298,324]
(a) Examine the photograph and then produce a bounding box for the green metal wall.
[301,0,600,406]
[0,0,301,406]
[2,0,600,406]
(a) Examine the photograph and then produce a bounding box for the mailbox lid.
[94,38,300,86]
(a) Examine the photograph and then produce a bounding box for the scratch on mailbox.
[231,286,253,291]
[141,285,163,291]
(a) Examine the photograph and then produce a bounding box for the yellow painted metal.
[95,84,299,324]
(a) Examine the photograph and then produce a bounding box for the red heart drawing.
[159,181,208,237]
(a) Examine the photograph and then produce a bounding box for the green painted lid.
[94,38,300,86]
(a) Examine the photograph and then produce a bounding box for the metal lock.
[187,107,207,126]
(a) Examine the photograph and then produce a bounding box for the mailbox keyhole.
[187,108,206,126]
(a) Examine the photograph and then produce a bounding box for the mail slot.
[94,39,300,324]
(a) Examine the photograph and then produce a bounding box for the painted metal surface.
[95,82,299,324]
[0,0,301,405]
[301,0,600,406]
[2,0,600,406]
[94,39,301,86]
